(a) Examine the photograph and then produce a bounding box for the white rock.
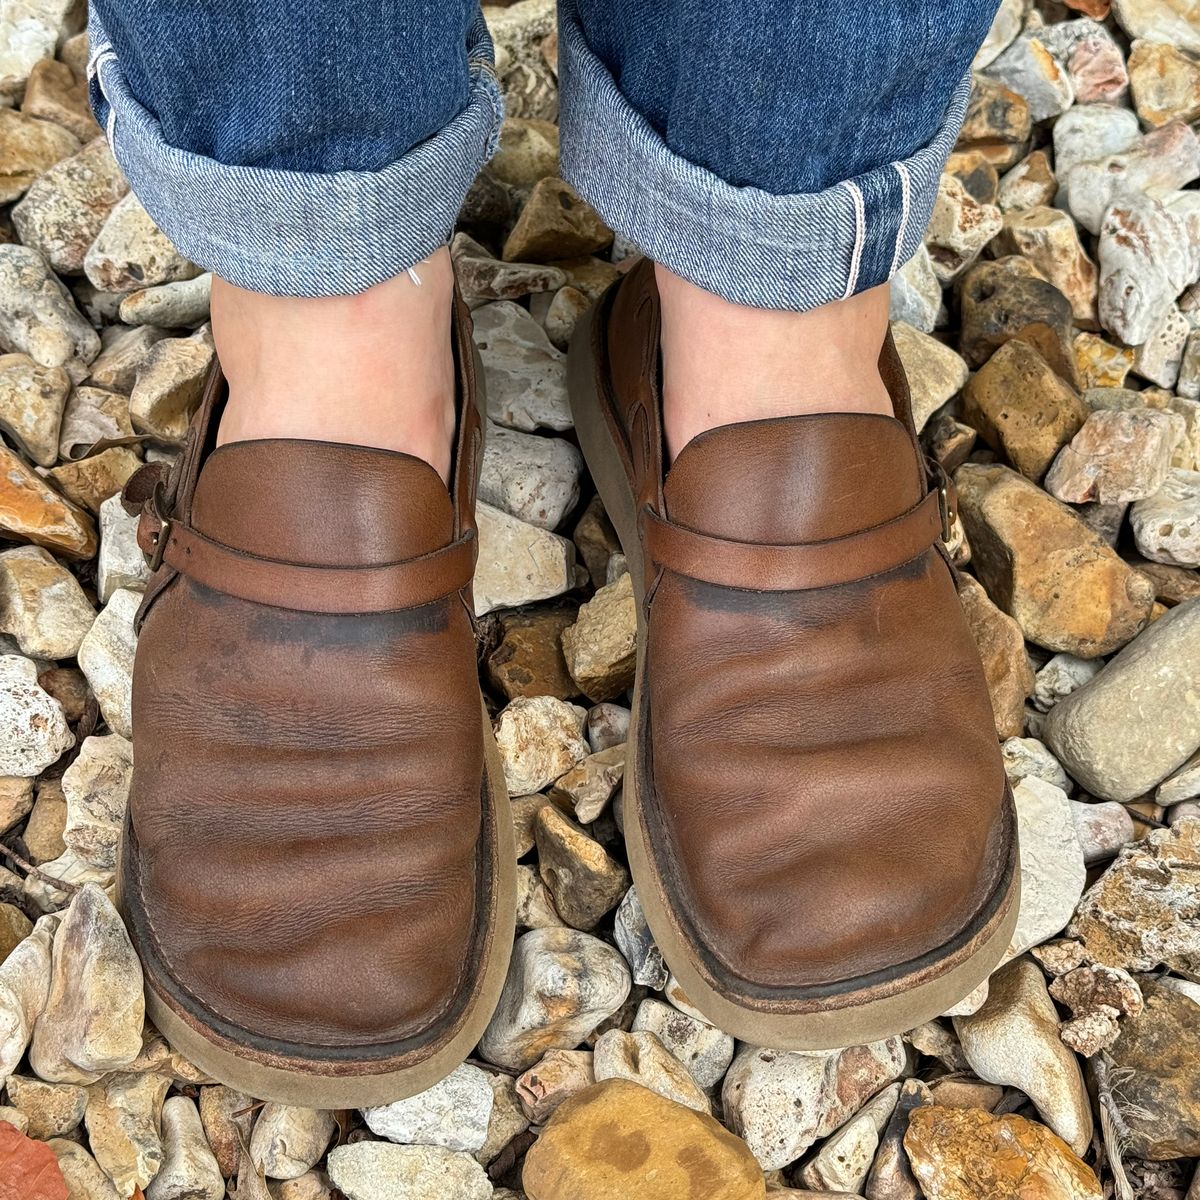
[891,320,969,432]
[0,654,72,776]
[479,421,582,530]
[0,352,70,465]
[1132,468,1200,567]
[145,1096,224,1200]
[77,587,139,738]
[0,244,99,381]
[1134,304,1191,389]
[84,1071,172,1198]
[1112,0,1200,54]
[1053,104,1140,183]
[29,883,144,1084]
[61,734,132,872]
[1071,799,1137,863]
[1159,750,1200,805]
[50,1139,121,1200]
[472,300,571,432]
[924,174,1003,283]
[1001,737,1071,791]
[1033,652,1102,712]
[118,273,212,328]
[0,0,77,98]
[890,245,943,333]
[493,695,588,795]
[478,926,631,1071]
[326,1142,493,1200]
[974,0,1027,69]
[592,1029,710,1113]
[631,997,735,1091]
[474,501,574,616]
[721,1038,906,1170]
[799,1081,901,1195]
[23,846,111,912]
[585,702,630,753]
[0,545,95,658]
[613,886,668,989]
[0,914,54,1083]
[984,31,1074,121]
[84,192,201,294]
[1005,778,1087,961]
[954,958,1093,1156]
[97,494,151,603]
[249,1104,337,1180]
[361,1064,493,1153]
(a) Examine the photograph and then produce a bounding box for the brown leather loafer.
[569,260,1018,1048]
[119,297,514,1106]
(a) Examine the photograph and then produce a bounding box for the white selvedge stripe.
[888,160,912,279]
[839,180,866,299]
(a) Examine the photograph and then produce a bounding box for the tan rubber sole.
[120,700,516,1108]
[567,297,1020,1049]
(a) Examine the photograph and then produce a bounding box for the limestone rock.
[118,273,211,329]
[6,1075,86,1139]
[0,244,99,380]
[955,463,1154,655]
[924,174,1003,282]
[1032,652,1100,712]
[1073,332,1133,390]
[984,32,1075,121]
[1071,799,1136,863]
[20,57,99,142]
[475,501,574,615]
[84,192,200,293]
[592,1029,708,1113]
[503,177,611,263]
[542,283,589,349]
[47,445,141,515]
[1105,981,1200,1158]
[961,341,1088,480]
[0,0,79,100]
[549,743,624,823]
[891,321,968,431]
[1045,408,1183,504]
[480,421,582,530]
[12,138,128,274]
[249,1105,336,1180]
[29,883,143,1084]
[522,1079,765,1200]
[97,494,151,603]
[472,300,571,433]
[0,352,68,465]
[954,959,1093,1155]
[0,545,94,658]
[494,695,588,795]
[486,606,578,701]
[536,804,629,930]
[0,108,78,204]
[87,325,166,395]
[863,1077,930,1200]
[61,734,132,872]
[560,573,636,702]
[585,702,630,753]
[326,1141,495,1200]
[890,244,942,333]
[631,998,734,1090]
[1006,778,1087,960]
[904,1106,1101,1200]
[974,0,1025,69]
[146,1096,223,1200]
[516,1047,595,1122]
[1001,737,1070,791]
[128,332,215,440]
[1112,0,1200,55]
[957,75,1031,170]
[1132,468,1200,567]
[479,926,631,1071]
[1134,302,1190,388]
[476,1071,529,1166]
[0,654,72,776]
[50,1139,121,1200]
[1044,599,1200,799]
[198,1084,254,1179]
[0,776,33,837]
[1068,817,1200,977]
[1129,40,1200,127]
[957,574,1033,739]
[488,117,560,189]
[361,1064,492,1153]
[998,150,1056,213]
[800,1082,900,1195]
[994,207,1096,323]
[0,914,54,1081]
[85,1071,172,1199]
[77,588,139,739]
[516,863,565,930]
[722,1039,906,1170]
[58,384,134,459]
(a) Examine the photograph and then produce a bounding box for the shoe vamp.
[129,580,484,1048]
[644,551,1008,991]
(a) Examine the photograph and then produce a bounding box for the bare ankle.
[211,249,457,482]
[655,264,893,460]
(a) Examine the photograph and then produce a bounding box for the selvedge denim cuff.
[557,0,972,312]
[86,9,504,296]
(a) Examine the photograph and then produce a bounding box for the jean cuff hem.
[86,10,504,297]
[556,0,971,312]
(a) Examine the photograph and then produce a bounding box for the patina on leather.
[597,259,1012,995]
[120,295,504,1067]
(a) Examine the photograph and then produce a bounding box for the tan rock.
[198,1084,254,1179]
[249,1104,336,1181]
[957,574,1033,739]
[488,117,560,189]
[128,333,215,440]
[1045,408,1183,504]
[561,572,636,702]
[904,1106,1101,1200]
[997,150,1056,213]
[503,177,612,263]
[47,445,141,515]
[0,902,31,960]
[0,352,69,465]
[84,192,200,293]
[0,777,32,839]
[486,605,578,700]
[516,1047,594,1122]
[0,544,95,658]
[535,804,629,930]
[494,695,588,795]
[945,148,1000,205]
[572,494,619,587]
[891,321,969,431]
[87,325,167,395]
[549,743,625,823]
[955,463,1154,656]
[592,1029,709,1114]
[800,1082,900,1195]
[475,500,575,615]
[5,1074,87,1139]
[50,1139,121,1200]
[84,1071,172,1198]
[20,57,100,141]
[995,207,1097,323]
[522,1079,765,1200]
[925,173,1003,282]
[1072,332,1133,389]
[58,384,135,459]
[0,108,79,204]
[0,445,96,559]
[962,341,1088,481]
[24,778,66,863]
[956,75,1032,170]
[516,862,565,929]
[1129,40,1200,128]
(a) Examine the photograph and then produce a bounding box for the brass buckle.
[145,480,171,571]
[935,466,955,544]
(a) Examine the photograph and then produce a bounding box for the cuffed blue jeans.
[87,0,998,311]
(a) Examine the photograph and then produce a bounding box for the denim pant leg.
[86,1,502,296]
[559,0,999,311]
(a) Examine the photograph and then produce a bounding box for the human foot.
[655,263,894,460]
[210,247,458,481]
[567,260,1017,1046]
